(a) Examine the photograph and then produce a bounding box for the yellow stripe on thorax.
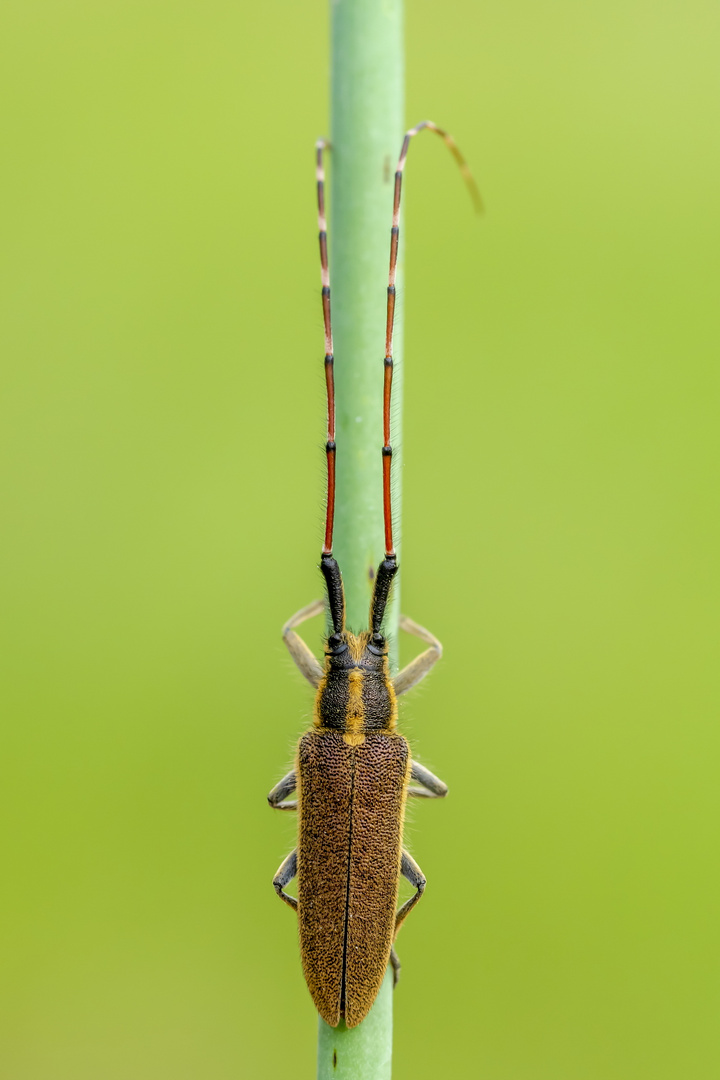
[311,671,327,728]
[384,657,398,731]
[343,668,365,746]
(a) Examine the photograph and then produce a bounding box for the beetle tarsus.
[273,849,298,912]
[390,948,401,987]
[395,850,426,933]
[268,770,297,807]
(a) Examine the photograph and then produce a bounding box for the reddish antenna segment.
[382,120,481,558]
[316,139,336,556]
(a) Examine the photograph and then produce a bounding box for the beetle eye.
[327,633,347,655]
[367,631,385,656]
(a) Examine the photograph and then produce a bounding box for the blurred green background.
[1,1,719,1076]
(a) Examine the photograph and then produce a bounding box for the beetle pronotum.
[268,122,479,1029]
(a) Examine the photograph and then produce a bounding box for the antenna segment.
[316,139,336,557]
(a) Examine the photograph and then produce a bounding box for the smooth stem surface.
[328,0,404,636]
[317,0,404,1077]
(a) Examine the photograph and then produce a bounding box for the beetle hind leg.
[268,770,297,811]
[273,849,298,912]
[390,947,401,987]
[395,849,426,934]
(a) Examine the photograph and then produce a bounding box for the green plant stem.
[329,0,404,636]
[317,969,394,1080]
[317,0,404,1077]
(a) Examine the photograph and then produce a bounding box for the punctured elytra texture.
[297,729,410,1028]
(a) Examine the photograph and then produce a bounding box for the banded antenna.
[315,139,346,636]
[316,138,336,559]
[382,120,482,560]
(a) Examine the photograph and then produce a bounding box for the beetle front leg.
[394,850,426,933]
[407,760,448,799]
[273,849,298,912]
[392,615,442,696]
[283,600,325,687]
[268,769,297,811]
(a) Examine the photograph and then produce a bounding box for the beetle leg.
[392,615,442,696]
[283,599,325,688]
[273,849,298,912]
[394,850,426,933]
[268,770,297,810]
[407,760,448,798]
[389,947,401,986]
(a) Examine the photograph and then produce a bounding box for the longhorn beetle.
[268,121,480,1029]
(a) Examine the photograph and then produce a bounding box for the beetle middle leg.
[273,849,298,912]
[393,615,442,696]
[268,769,297,811]
[407,759,448,799]
[394,849,426,933]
